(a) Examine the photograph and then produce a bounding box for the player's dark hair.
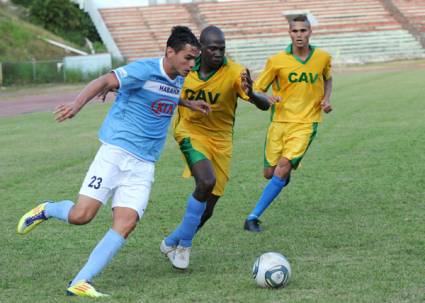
[166,26,200,52]
[290,15,311,27]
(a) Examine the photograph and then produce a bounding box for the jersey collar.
[285,44,315,65]
[192,56,228,81]
[160,57,178,83]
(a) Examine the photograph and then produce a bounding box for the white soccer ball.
[252,252,291,289]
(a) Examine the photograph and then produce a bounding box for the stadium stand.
[100,5,200,61]
[198,0,425,68]
[392,0,425,36]
[84,0,425,67]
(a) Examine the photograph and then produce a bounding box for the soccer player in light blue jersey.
[16,26,209,298]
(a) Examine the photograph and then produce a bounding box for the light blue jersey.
[99,58,184,162]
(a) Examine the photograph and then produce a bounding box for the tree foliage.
[25,0,101,46]
[11,0,32,7]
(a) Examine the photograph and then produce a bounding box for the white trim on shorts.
[79,143,155,219]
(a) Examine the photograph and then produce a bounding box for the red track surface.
[1,60,423,118]
[0,86,114,117]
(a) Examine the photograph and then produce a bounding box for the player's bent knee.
[68,209,96,225]
[273,158,292,179]
[196,177,216,194]
[113,220,137,238]
[71,195,102,225]
[264,171,273,179]
[112,207,139,238]
[264,167,275,179]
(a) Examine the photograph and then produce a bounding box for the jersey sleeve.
[323,55,332,80]
[254,57,277,93]
[113,61,147,91]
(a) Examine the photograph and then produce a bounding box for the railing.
[1,60,63,86]
[0,58,120,86]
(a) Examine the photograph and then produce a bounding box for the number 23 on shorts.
[88,176,103,189]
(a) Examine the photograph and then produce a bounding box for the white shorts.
[79,144,155,219]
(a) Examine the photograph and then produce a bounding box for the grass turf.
[0,67,424,302]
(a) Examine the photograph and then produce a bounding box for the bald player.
[160,25,271,269]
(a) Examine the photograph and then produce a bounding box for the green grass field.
[1,67,424,303]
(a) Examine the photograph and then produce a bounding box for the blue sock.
[165,195,206,248]
[247,175,289,221]
[71,228,125,286]
[44,200,74,222]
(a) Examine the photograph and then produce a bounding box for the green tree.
[11,0,32,7]
[28,0,101,46]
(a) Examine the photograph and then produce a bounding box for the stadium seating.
[198,0,425,68]
[96,0,425,65]
[100,5,200,61]
[393,0,425,33]
[228,30,424,71]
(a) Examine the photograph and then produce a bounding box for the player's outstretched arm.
[96,87,117,102]
[179,99,211,114]
[54,73,120,122]
[321,77,333,114]
[241,69,272,111]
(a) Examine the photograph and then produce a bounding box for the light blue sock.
[71,228,125,286]
[247,175,289,221]
[165,195,206,248]
[44,200,74,222]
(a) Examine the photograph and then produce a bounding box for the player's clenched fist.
[321,99,332,113]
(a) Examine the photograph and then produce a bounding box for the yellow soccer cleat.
[17,202,48,235]
[66,281,110,298]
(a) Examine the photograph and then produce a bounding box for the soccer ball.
[252,252,291,289]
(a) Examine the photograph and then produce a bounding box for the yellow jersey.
[174,57,250,140]
[254,44,332,123]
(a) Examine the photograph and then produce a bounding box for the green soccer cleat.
[66,280,110,298]
[16,202,48,235]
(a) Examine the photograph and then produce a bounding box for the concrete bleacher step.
[231,47,425,62]
[199,2,385,17]
[228,45,424,59]
[227,30,420,46]
[228,45,425,57]
[393,0,425,33]
[94,0,425,64]
[226,29,425,67]
[209,18,399,30]
[98,2,200,59]
[202,6,388,17]
[197,0,402,40]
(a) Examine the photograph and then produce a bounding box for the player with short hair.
[244,15,333,232]
[160,25,271,269]
[16,26,208,297]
